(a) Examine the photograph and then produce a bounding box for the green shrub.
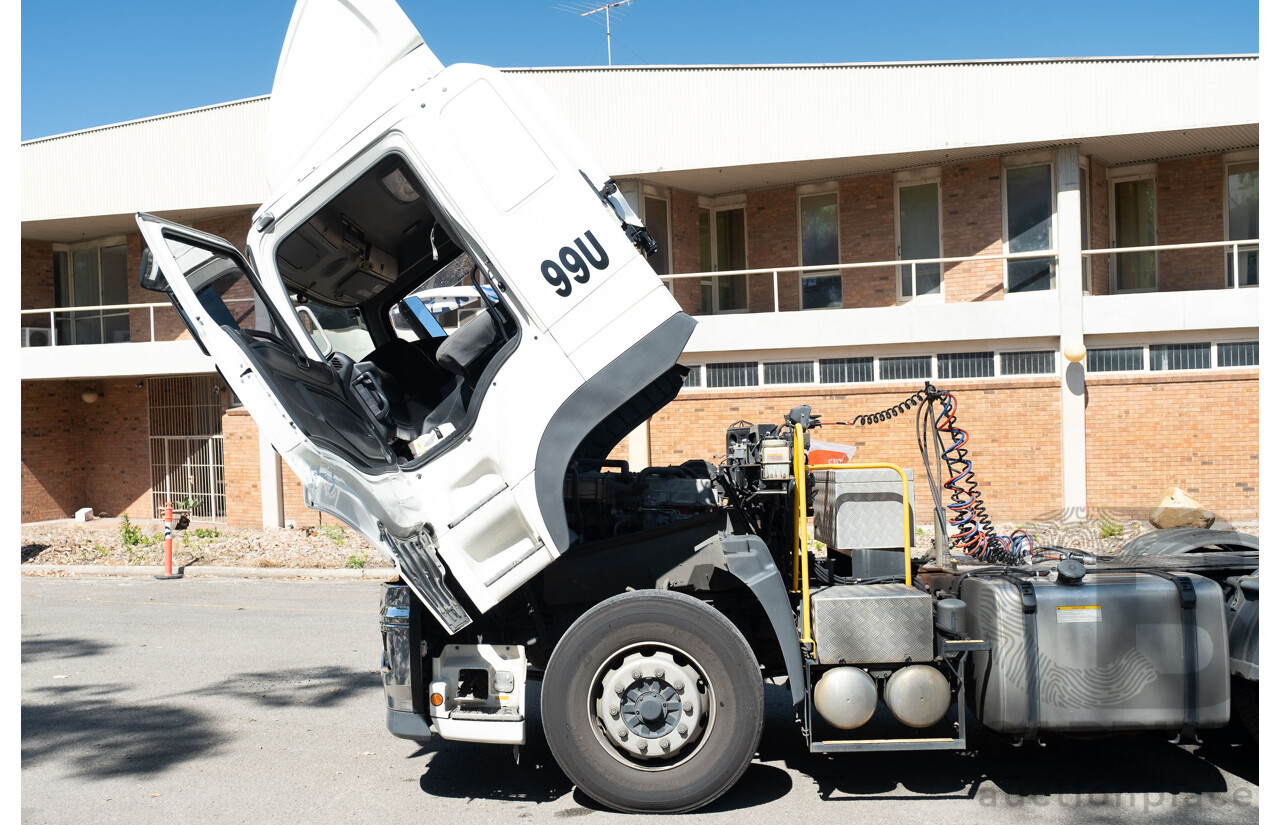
[1097,518,1125,539]
[192,528,221,539]
[319,526,346,545]
[118,514,142,547]
[345,554,367,569]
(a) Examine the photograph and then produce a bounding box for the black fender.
[1116,527,1258,556]
[661,532,806,705]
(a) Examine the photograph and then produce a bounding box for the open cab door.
[136,213,471,632]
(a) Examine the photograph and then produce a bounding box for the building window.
[643,195,671,277]
[896,180,942,300]
[1149,343,1211,371]
[681,364,703,387]
[1000,350,1055,375]
[764,360,814,385]
[938,351,995,379]
[1004,163,1055,292]
[820,357,873,384]
[699,206,748,313]
[1087,346,1144,372]
[52,240,131,345]
[879,355,932,381]
[1218,341,1258,367]
[1112,175,1157,291]
[799,191,841,309]
[1226,162,1259,287]
[706,361,758,388]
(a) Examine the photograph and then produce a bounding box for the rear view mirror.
[139,247,169,292]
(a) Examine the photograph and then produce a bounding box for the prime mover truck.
[136,0,1260,813]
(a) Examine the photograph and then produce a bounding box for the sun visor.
[264,0,443,192]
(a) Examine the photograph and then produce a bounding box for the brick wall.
[745,187,797,312]
[668,189,703,315]
[222,409,262,527]
[22,379,152,521]
[21,239,55,311]
[838,174,896,307]
[650,378,1062,522]
[1085,371,1257,521]
[1156,154,1225,291]
[1088,156,1110,294]
[940,159,1005,302]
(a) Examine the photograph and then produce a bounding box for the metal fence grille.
[763,360,814,385]
[1000,350,1055,375]
[879,355,932,381]
[1149,343,1211,371]
[681,365,702,387]
[148,376,228,522]
[1087,346,1144,372]
[1218,341,1259,367]
[706,362,759,388]
[938,351,995,379]
[819,357,873,384]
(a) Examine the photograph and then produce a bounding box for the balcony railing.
[661,239,1260,314]
[19,299,252,348]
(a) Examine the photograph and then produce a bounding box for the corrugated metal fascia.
[501,54,1258,72]
[22,95,271,146]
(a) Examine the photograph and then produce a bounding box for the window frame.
[1107,164,1159,294]
[697,195,750,315]
[1222,149,1259,289]
[51,235,132,345]
[640,183,673,278]
[893,169,945,304]
[795,182,842,310]
[1001,155,1058,295]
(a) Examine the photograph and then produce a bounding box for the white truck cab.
[139,0,692,638]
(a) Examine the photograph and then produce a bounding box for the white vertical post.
[772,271,779,312]
[149,306,156,342]
[49,310,57,346]
[259,430,284,529]
[1056,146,1087,522]
[1232,242,1241,288]
[627,421,650,471]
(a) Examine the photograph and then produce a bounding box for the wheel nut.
[673,679,684,691]
[609,705,619,718]
[683,701,693,714]
[614,682,625,695]
[638,741,647,753]
[632,669,641,680]
[617,728,628,740]
[655,667,665,679]
[660,738,670,750]
[677,724,688,736]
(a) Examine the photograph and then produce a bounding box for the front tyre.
[541,589,764,813]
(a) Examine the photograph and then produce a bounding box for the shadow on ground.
[414,680,1256,815]
[22,635,115,664]
[22,682,224,779]
[192,665,383,709]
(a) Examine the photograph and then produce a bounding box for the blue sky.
[21,0,1260,141]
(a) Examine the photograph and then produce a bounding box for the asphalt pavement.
[21,576,1259,824]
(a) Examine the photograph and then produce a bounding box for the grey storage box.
[810,583,934,664]
[813,468,915,552]
[961,571,1230,736]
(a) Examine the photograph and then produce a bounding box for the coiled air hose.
[826,382,1031,565]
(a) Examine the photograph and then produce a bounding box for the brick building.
[20,56,1260,527]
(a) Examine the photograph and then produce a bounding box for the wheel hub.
[595,650,706,762]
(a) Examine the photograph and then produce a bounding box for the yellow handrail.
[793,437,914,647]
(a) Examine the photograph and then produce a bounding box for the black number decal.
[542,260,572,297]
[542,230,611,298]
[560,247,590,284]
[575,230,609,270]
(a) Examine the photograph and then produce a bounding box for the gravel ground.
[21,513,1256,570]
[20,517,378,570]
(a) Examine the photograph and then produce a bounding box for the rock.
[1149,487,1216,529]
[74,508,94,522]
[175,514,191,531]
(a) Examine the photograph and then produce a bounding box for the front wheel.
[541,589,764,813]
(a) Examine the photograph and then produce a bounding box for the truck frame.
[136,0,1259,814]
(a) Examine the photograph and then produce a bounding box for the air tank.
[813,667,877,730]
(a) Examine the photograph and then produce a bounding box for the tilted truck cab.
[139,0,1259,815]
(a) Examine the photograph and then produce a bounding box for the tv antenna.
[554,0,635,66]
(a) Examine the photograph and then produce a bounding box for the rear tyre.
[542,589,764,813]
